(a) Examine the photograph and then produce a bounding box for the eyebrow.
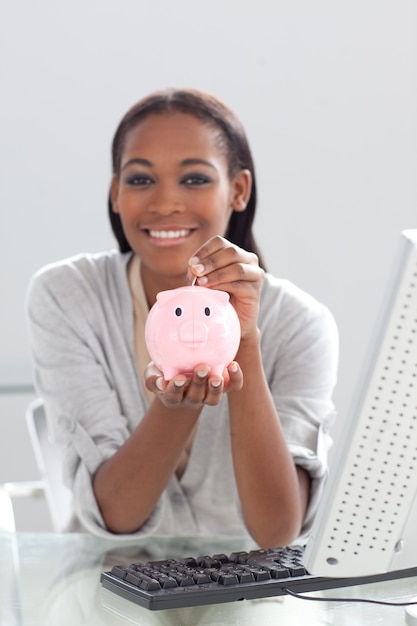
[120,157,217,172]
[120,158,152,172]
[179,158,217,171]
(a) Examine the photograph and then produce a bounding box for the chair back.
[0,487,16,532]
[26,398,73,531]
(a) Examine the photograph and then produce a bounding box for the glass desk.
[1,532,417,625]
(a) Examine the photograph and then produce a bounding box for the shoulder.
[27,250,132,312]
[29,249,130,285]
[260,273,338,345]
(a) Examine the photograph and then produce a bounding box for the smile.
[148,229,192,239]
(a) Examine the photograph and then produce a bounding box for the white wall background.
[0,0,416,528]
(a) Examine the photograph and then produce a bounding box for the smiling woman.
[26,88,338,548]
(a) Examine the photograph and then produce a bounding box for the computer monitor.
[304,229,417,578]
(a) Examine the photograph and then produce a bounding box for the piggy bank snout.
[179,319,208,344]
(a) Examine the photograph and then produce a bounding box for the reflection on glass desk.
[1,532,417,626]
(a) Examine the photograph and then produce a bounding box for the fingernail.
[174,379,186,387]
[156,377,164,391]
[192,263,205,275]
[197,369,208,378]
[230,362,239,373]
[211,380,221,388]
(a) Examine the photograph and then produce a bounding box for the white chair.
[0,398,73,532]
[0,486,19,532]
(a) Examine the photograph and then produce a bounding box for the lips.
[142,227,197,248]
[148,229,192,239]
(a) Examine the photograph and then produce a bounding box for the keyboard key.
[212,553,230,563]
[159,576,178,589]
[237,570,255,583]
[251,568,271,581]
[197,556,222,568]
[229,551,249,564]
[179,557,198,567]
[110,566,128,579]
[139,576,161,591]
[125,571,144,586]
[289,565,308,577]
[172,573,195,587]
[148,559,176,568]
[193,572,211,584]
[218,573,239,585]
[269,567,291,579]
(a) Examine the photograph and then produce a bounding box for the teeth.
[149,229,190,239]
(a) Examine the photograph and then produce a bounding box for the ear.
[110,175,120,214]
[230,169,252,213]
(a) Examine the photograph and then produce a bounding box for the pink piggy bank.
[145,286,241,380]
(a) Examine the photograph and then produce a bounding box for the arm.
[228,331,310,547]
[93,398,200,533]
[188,236,313,547]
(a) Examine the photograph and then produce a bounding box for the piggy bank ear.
[212,290,230,304]
[156,290,176,305]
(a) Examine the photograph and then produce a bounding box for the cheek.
[219,206,234,229]
[208,205,233,233]
[115,192,142,220]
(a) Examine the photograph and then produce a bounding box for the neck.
[140,262,189,307]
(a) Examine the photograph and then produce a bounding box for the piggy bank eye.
[175,307,183,317]
[204,307,211,317]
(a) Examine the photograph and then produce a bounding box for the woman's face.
[111,112,250,290]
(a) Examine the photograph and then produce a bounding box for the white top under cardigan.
[26,249,339,541]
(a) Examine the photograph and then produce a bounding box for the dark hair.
[108,88,266,269]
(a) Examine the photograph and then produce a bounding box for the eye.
[125,174,154,186]
[204,307,211,317]
[181,174,211,186]
[175,307,183,317]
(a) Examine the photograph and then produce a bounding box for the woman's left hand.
[188,236,265,340]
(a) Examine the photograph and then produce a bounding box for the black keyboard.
[100,544,417,610]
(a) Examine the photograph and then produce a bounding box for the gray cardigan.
[26,250,338,540]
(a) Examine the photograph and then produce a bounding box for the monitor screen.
[304,229,417,578]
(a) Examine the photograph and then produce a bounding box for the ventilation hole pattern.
[326,255,417,559]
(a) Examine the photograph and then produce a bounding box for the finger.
[160,376,190,407]
[183,365,211,407]
[201,376,224,406]
[144,361,165,393]
[189,238,241,276]
[188,236,235,283]
[189,235,227,271]
[224,361,243,392]
[144,361,190,403]
[192,236,257,270]
[189,239,260,288]
[197,263,262,294]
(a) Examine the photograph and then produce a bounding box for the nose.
[148,184,185,215]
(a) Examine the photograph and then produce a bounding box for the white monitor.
[304,229,417,578]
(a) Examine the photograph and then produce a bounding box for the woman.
[26,88,338,547]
